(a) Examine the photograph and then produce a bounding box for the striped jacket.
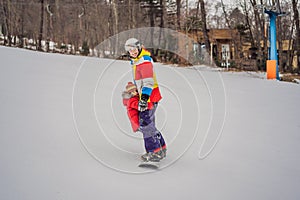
[131,48,162,104]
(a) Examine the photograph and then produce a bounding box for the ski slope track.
[0,46,300,200]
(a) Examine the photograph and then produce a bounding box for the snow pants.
[139,103,166,153]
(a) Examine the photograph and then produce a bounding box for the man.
[124,38,167,162]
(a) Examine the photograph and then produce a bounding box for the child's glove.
[122,91,132,106]
[122,91,132,99]
[138,94,149,112]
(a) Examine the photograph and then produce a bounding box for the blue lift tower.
[264,0,287,80]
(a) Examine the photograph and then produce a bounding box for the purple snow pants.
[139,103,166,153]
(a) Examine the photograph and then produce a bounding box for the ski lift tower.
[261,0,287,80]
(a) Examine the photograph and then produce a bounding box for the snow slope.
[0,46,299,200]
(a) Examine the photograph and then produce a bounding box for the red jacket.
[123,94,154,132]
[123,95,140,132]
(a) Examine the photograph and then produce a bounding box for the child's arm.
[127,96,139,110]
[127,96,140,132]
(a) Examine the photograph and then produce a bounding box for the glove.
[122,91,131,99]
[138,94,149,112]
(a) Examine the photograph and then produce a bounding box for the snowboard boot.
[140,151,162,162]
[155,148,167,160]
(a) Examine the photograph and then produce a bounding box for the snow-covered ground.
[0,46,299,200]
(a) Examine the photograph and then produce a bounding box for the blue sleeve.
[142,87,152,96]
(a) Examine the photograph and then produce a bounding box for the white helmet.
[124,38,141,52]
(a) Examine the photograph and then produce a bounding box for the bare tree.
[292,0,300,72]
[199,0,210,54]
[176,0,181,30]
[1,0,12,46]
[220,0,231,29]
[38,0,45,51]
[2,0,296,69]
[110,0,119,55]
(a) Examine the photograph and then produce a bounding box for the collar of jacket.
[132,48,151,61]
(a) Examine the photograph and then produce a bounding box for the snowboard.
[138,161,160,169]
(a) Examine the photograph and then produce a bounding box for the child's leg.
[139,107,162,153]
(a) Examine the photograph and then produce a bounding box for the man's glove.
[138,94,149,112]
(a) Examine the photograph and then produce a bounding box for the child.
[122,82,141,132]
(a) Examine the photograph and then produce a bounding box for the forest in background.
[0,0,299,73]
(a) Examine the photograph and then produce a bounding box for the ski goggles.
[125,45,139,52]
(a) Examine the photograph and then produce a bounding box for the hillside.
[0,46,299,200]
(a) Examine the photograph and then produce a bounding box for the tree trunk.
[292,0,300,72]
[199,0,210,54]
[113,3,118,55]
[158,0,165,45]
[128,0,136,29]
[111,0,118,56]
[159,0,165,28]
[38,0,45,51]
[243,0,255,47]
[149,0,155,47]
[176,0,181,30]
[112,0,118,34]
[19,3,25,48]
[195,0,200,44]
[220,0,239,61]
[220,0,231,28]
[277,17,284,72]
[260,0,268,69]
[250,0,264,70]
[1,0,12,46]
[287,20,295,72]
[54,0,60,44]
